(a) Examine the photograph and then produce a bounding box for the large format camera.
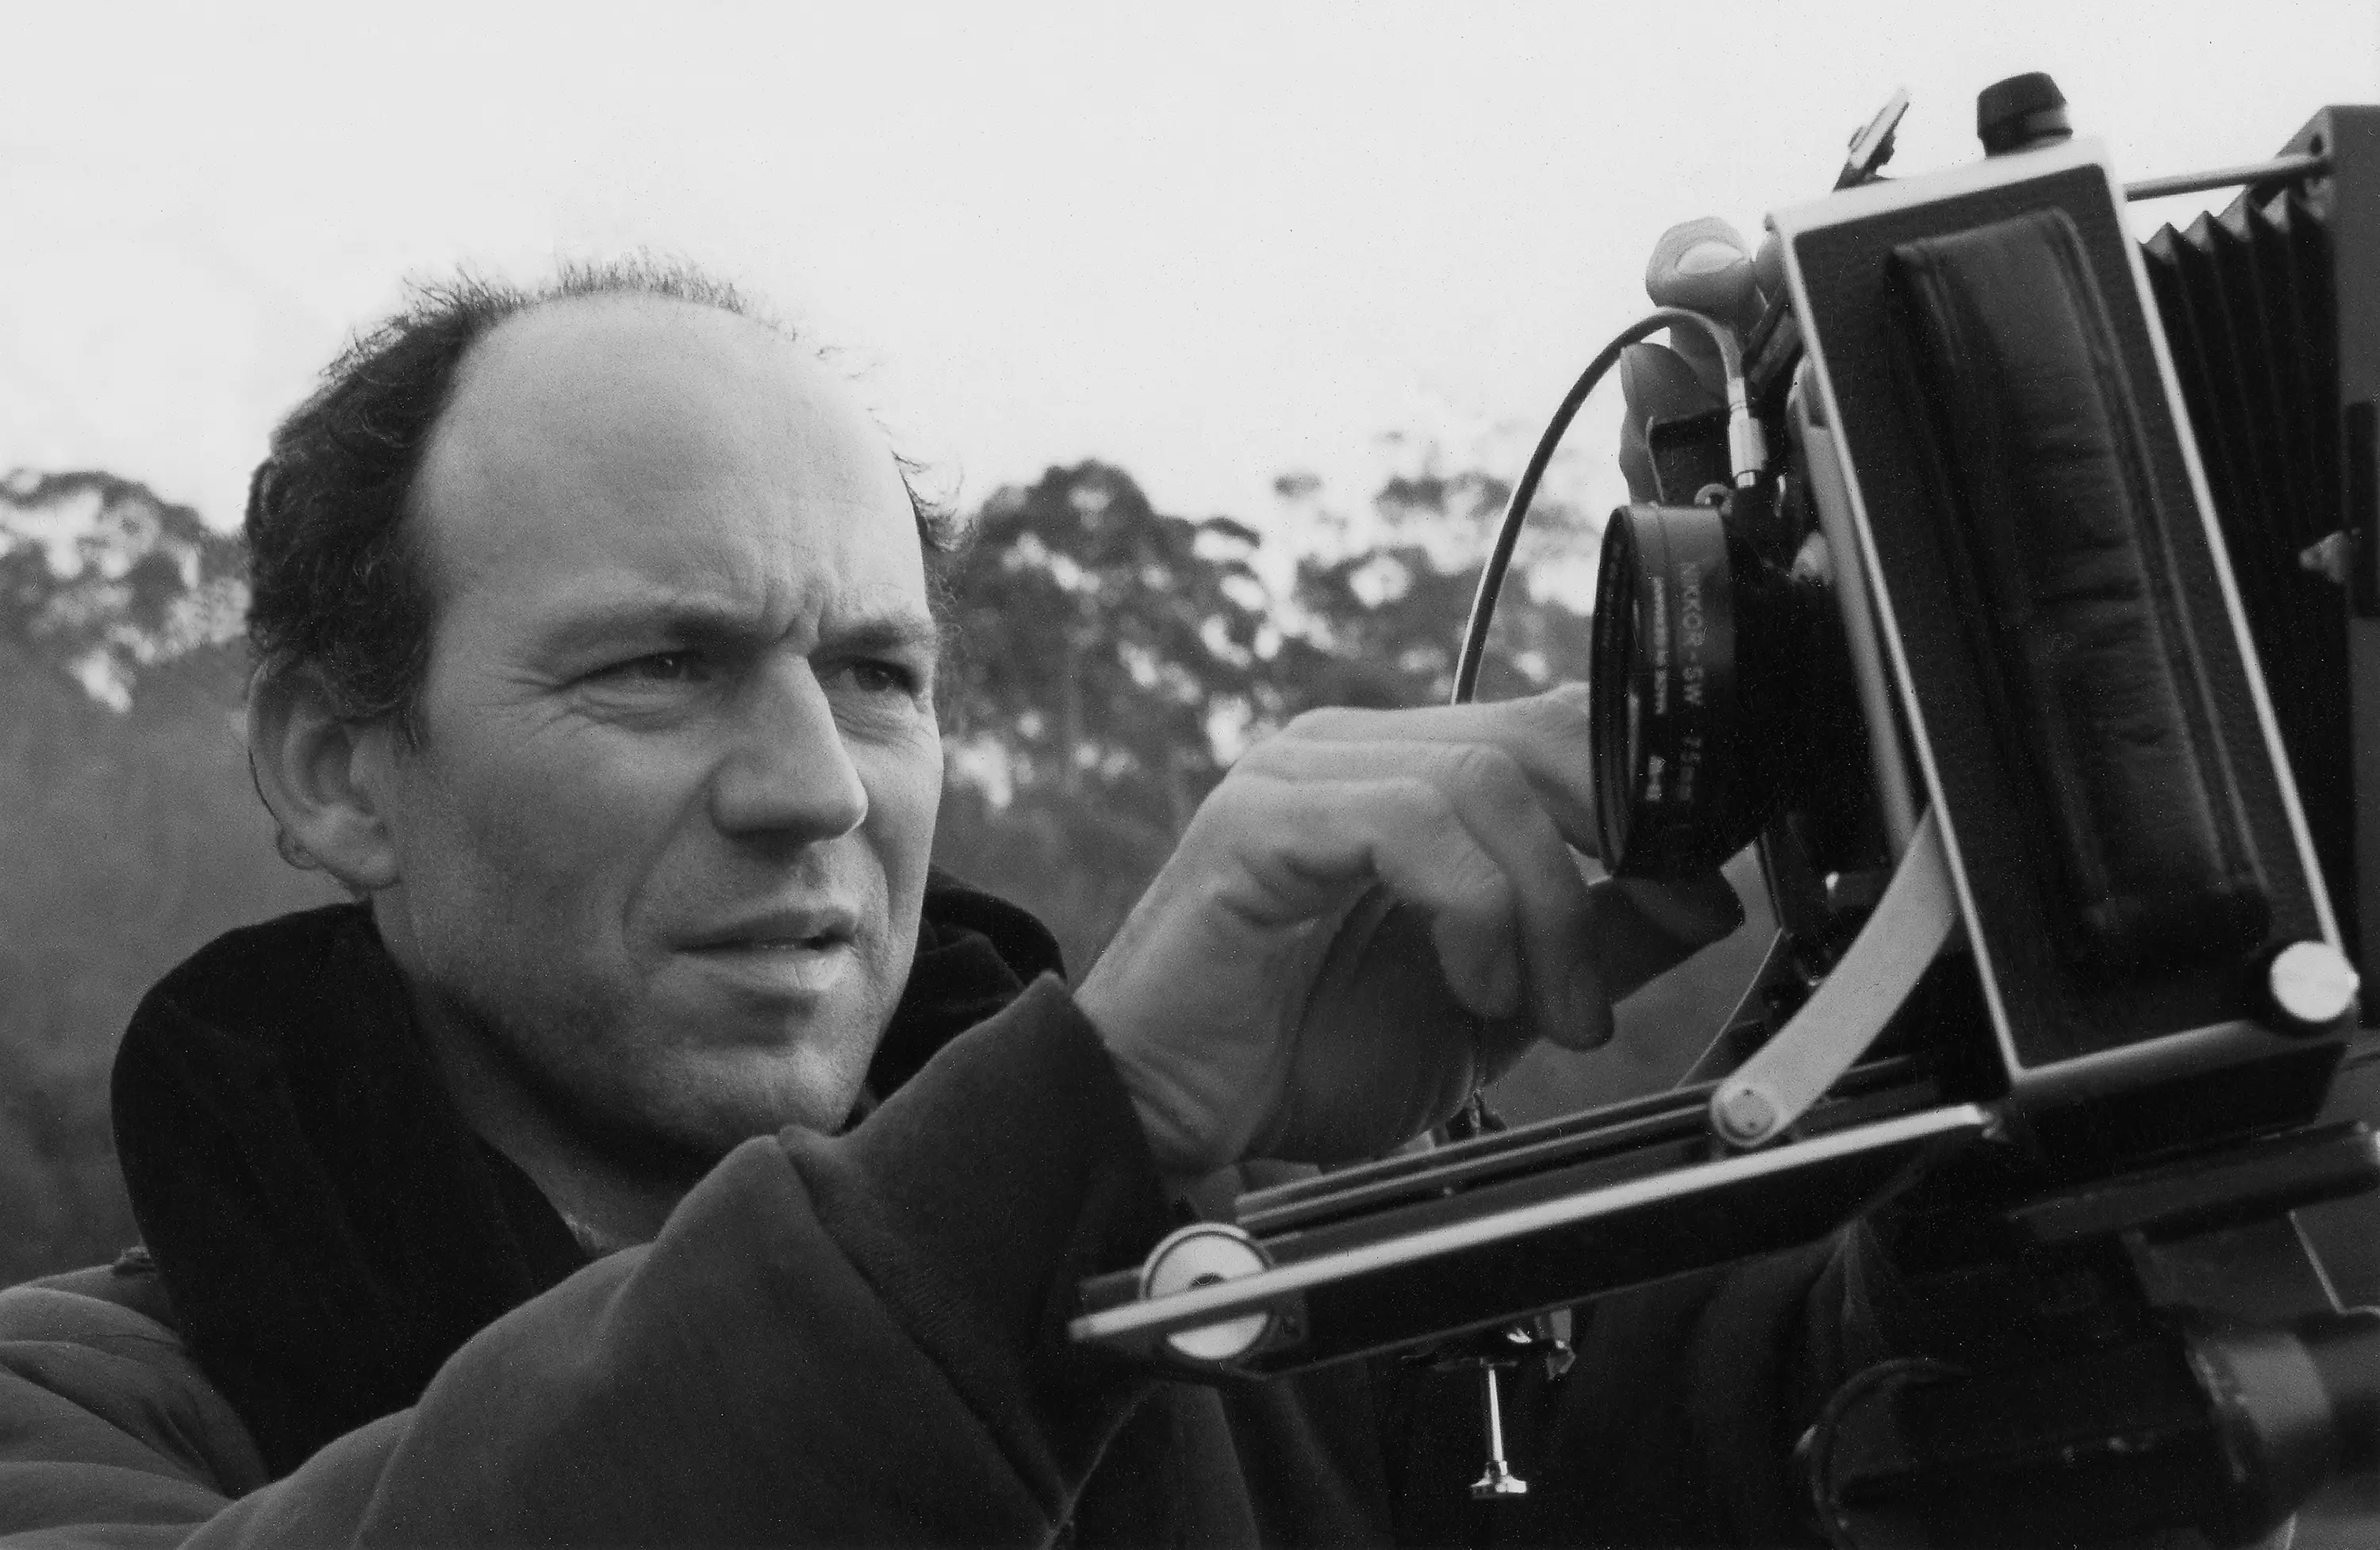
[1078,77,2380,1544]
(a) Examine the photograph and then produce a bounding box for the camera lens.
[1589,501,1845,876]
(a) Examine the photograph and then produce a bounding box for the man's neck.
[363,898,700,1253]
[414,1006,692,1253]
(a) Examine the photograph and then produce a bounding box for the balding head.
[244,271,949,1203]
[244,263,956,756]
[410,296,921,659]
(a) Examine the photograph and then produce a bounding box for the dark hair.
[244,258,960,744]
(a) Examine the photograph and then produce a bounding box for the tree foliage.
[1,473,335,1281]
[931,462,1281,973]
[943,462,1272,828]
[0,470,248,711]
[1275,450,1597,712]
[928,455,1614,980]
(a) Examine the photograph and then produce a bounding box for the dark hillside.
[1,469,341,1282]
[1,636,338,1280]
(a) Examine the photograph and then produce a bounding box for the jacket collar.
[109,870,1058,1478]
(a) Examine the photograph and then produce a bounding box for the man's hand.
[1618,217,1779,501]
[1076,689,1742,1179]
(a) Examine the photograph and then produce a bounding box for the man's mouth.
[672,906,866,1001]
[695,934,846,953]
[678,907,861,956]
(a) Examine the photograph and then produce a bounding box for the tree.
[1269,436,1600,714]
[928,447,1620,985]
[932,462,1280,972]
[0,470,333,1283]
[0,470,248,711]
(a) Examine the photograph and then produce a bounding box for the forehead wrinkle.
[527,570,936,658]
[405,294,927,689]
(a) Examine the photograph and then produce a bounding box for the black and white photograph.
[3,4,2378,1545]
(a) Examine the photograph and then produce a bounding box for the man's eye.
[835,660,920,696]
[594,651,711,685]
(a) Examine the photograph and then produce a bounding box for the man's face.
[364,297,942,1165]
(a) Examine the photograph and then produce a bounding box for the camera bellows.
[2142,192,2357,959]
[1885,207,2271,972]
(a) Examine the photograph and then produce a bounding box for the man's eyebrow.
[532,593,947,656]
[823,612,950,658]
[531,597,755,654]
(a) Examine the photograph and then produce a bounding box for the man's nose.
[707,659,869,840]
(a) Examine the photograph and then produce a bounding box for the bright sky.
[4,2,2374,539]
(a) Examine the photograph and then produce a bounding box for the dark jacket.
[0,881,1883,1547]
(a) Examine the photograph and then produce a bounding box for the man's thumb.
[1646,217,1761,326]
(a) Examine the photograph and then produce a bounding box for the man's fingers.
[1424,891,1522,1023]
[1255,690,1600,857]
[1581,871,1745,1005]
[1646,216,1764,329]
[1618,341,1723,501]
[1613,872,1744,954]
[1229,738,1606,1044]
[1620,340,1722,428]
[1516,872,1747,1055]
[1751,230,1784,316]
[1644,217,1764,404]
[1215,771,1527,1019]
[1220,702,1748,1049]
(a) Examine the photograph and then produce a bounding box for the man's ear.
[246,670,403,892]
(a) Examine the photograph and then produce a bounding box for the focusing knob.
[2263,940,2359,1031]
[1138,1222,1275,1364]
[1977,72,2072,156]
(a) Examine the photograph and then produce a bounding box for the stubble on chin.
[455,960,904,1179]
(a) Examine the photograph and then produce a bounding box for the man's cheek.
[867,743,944,868]
[466,749,670,881]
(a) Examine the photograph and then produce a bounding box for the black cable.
[1451,306,1741,706]
[1440,305,1745,1144]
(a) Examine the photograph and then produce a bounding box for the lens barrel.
[1591,501,1840,876]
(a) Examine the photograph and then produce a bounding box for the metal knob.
[1977,72,2072,156]
[2266,940,2359,1030]
[1138,1223,1274,1364]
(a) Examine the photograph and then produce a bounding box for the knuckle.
[1428,842,1509,918]
[1437,741,1492,788]
[1387,773,1457,828]
[1471,854,1520,913]
[1457,742,1528,802]
[1237,733,1290,775]
[1443,743,1547,837]
[1516,692,1595,775]
[1195,763,1275,828]
[1283,706,1358,742]
[1537,682,1595,739]
[1435,744,1511,815]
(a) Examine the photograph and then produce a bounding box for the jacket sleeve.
[0,976,1175,1549]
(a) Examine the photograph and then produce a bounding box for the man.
[0,259,1891,1548]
